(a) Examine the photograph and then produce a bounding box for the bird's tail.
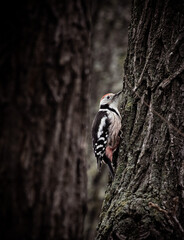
[103,155,114,178]
[97,158,101,170]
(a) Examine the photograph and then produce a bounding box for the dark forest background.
[0,1,130,239]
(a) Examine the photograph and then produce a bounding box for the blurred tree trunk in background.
[0,1,90,240]
[96,0,184,239]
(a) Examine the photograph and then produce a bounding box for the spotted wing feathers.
[92,111,110,166]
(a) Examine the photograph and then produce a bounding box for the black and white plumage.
[91,91,122,177]
[92,111,110,162]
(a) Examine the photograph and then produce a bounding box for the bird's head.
[99,90,122,109]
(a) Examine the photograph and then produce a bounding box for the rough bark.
[0,1,90,240]
[96,0,184,239]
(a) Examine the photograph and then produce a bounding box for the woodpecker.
[92,90,122,177]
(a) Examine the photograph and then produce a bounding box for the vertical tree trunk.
[96,0,184,239]
[0,1,90,240]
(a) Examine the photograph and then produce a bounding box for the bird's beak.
[113,90,122,99]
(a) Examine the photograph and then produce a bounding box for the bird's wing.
[91,111,110,166]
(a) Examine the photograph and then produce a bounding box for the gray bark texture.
[0,1,90,240]
[96,0,184,239]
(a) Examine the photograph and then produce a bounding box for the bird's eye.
[107,96,110,99]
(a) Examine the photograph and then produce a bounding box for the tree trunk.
[96,0,184,239]
[0,1,90,240]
